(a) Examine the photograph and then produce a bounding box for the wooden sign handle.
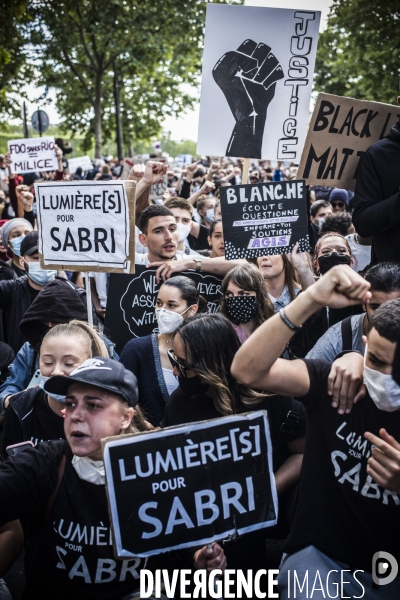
[241,158,250,184]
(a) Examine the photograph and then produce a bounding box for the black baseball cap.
[20,231,39,257]
[44,357,139,406]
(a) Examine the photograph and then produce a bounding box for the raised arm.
[231,265,371,395]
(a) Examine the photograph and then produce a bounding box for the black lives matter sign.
[104,266,223,352]
[298,93,400,190]
[219,179,309,259]
[104,411,277,557]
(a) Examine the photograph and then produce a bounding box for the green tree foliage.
[0,0,33,123]
[315,0,400,105]
[30,0,241,157]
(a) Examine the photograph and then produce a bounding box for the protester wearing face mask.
[0,218,33,277]
[120,277,203,425]
[231,266,400,599]
[0,231,57,353]
[307,262,400,362]
[1,321,108,459]
[163,313,307,583]
[197,196,216,227]
[220,263,274,344]
[310,233,363,339]
[164,198,209,253]
[309,200,332,253]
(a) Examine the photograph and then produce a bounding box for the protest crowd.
[0,10,400,600]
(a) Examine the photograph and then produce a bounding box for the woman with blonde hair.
[1,320,109,457]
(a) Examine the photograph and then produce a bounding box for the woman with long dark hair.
[163,313,306,576]
[220,262,274,343]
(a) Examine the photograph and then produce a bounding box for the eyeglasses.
[167,349,194,378]
[330,202,346,209]
[320,247,349,257]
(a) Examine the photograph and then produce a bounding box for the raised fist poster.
[197,4,321,160]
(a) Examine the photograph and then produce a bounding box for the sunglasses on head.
[167,348,194,378]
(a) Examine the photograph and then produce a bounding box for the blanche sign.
[8,137,58,174]
[104,411,278,557]
[35,181,132,270]
[219,179,310,259]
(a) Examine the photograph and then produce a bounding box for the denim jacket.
[0,337,118,414]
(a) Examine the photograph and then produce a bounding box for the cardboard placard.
[67,155,93,175]
[298,93,400,191]
[104,266,222,352]
[8,137,58,174]
[103,410,278,557]
[219,179,309,259]
[35,180,136,273]
[197,5,320,160]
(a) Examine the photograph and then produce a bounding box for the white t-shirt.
[162,367,179,396]
[135,250,202,265]
[346,234,372,272]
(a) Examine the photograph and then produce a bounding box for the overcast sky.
[21,0,333,144]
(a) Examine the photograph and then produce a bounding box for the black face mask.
[317,252,351,275]
[178,375,209,396]
[224,295,257,324]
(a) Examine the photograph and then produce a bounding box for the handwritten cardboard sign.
[104,266,223,352]
[298,93,400,190]
[8,137,58,174]
[219,179,309,259]
[35,180,136,272]
[104,411,277,557]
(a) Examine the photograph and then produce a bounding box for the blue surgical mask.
[39,376,66,402]
[206,209,215,224]
[10,235,25,257]
[26,262,56,286]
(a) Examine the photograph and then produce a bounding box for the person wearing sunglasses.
[328,188,349,213]
[163,313,307,586]
[120,276,204,426]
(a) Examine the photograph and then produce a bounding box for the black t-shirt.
[164,387,307,573]
[0,440,163,599]
[285,359,400,570]
[188,224,210,251]
[1,389,65,458]
[28,284,40,303]
[164,388,307,473]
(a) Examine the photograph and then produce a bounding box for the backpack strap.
[341,316,353,352]
[45,453,66,517]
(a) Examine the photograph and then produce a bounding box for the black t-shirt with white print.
[0,440,163,599]
[285,359,400,570]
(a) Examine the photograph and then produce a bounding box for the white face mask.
[314,217,325,230]
[155,306,192,334]
[363,346,400,412]
[206,209,215,224]
[177,222,191,242]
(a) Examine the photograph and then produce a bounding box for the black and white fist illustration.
[213,40,284,158]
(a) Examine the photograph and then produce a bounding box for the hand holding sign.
[213,39,284,158]
[16,185,34,212]
[193,543,227,574]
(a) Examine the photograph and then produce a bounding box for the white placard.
[197,5,321,160]
[8,137,58,174]
[67,155,93,174]
[35,181,130,269]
